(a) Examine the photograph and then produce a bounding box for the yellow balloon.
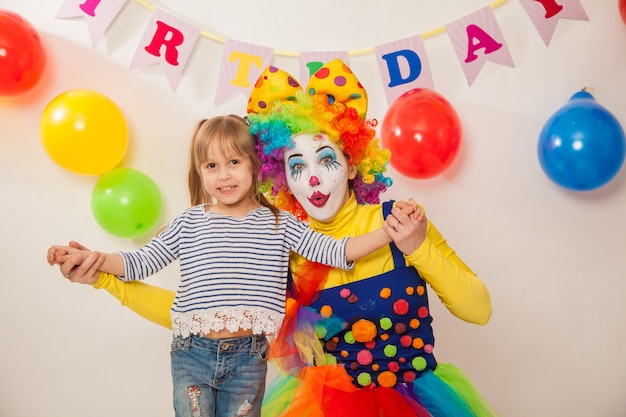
[40,89,129,175]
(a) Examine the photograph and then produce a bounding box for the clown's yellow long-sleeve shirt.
[94,193,491,329]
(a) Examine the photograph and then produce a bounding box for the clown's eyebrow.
[287,146,335,161]
[315,146,334,155]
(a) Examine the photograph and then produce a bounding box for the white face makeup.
[284,133,355,222]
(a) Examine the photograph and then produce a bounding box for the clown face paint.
[284,133,355,222]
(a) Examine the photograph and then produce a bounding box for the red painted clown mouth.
[308,191,329,208]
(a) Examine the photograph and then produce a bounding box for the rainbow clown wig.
[246,59,393,221]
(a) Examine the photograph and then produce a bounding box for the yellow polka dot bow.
[247,58,368,119]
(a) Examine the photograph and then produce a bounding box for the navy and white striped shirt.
[119,205,353,337]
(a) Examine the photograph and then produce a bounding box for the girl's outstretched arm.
[49,241,174,329]
[48,242,125,277]
[345,228,392,262]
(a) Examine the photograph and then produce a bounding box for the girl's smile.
[200,144,258,217]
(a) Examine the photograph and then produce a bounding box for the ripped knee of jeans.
[237,400,253,416]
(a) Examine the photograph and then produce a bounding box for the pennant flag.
[518,0,589,46]
[129,8,200,90]
[299,51,350,85]
[374,35,434,106]
[446,6,514,86]
[215,39,273,105]
[55,0,127,46]
[54,0,593,98]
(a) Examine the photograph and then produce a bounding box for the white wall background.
[1,1,625,416]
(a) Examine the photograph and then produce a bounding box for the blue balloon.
[537,90,626,191]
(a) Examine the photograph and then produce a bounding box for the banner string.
[132,0,510,57]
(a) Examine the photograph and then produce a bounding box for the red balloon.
[620,0,626,25]
[0,9,46,96]
[381,88,462,179]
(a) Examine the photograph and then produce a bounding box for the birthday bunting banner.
[55,0,589,106]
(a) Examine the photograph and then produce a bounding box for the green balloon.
[91,168,162,239]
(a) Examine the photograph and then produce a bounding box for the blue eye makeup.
[288,156,306,180]
[318,148,341,171]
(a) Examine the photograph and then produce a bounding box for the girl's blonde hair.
[187,114,278,218]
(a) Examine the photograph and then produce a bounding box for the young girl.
[49,115,405,417]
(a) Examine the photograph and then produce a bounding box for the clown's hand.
[385,199,427,255]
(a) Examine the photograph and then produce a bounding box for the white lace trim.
[171,307,284,338]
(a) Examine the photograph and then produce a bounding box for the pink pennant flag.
[215,39,273,105]
[55,0,127,47]
[518,0,589,46]
[374,35,434,106]
[446,6,515,87]
[130,9,200,91]
[299,52,350,85]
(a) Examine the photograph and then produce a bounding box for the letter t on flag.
[446,6,514,86]
[130,8,200,90]
[214,39,273,105]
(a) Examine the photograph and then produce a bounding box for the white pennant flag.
[215,39,273,105]
[374,35,434,106]
[55,0,128,47]
[130,8,201,90]
[446,6,515,86]
[518,0,589,46]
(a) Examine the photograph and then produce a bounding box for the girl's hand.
[395,198,425,221]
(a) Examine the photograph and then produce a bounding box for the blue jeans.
[170,334,269,417]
